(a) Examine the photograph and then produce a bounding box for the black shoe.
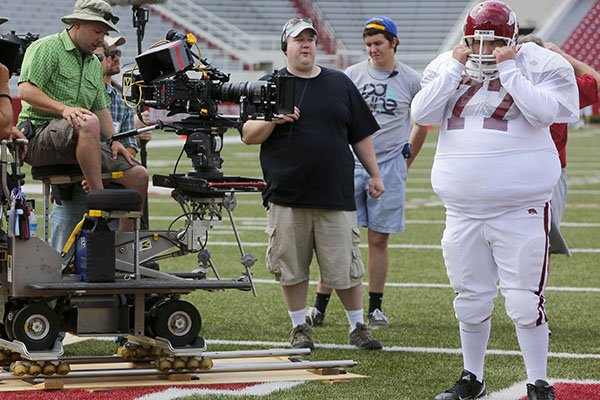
[527,380,555,400]
[434,369,486,400]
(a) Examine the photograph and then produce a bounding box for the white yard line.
[250,278,600,293]
[199,240,600,254]
[148,215,600,228]
[206,339,600,359]
[80,335,600,360]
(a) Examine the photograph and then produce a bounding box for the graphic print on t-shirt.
[358,83,398,116]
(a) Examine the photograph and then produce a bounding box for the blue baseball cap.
[364,16,398,37]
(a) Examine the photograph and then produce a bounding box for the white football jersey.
[412,43,579,218]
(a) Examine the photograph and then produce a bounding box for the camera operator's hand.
[242,107,301,145]
[135,111,153,141]
[8,126,28,160]
[273,106,300,125]
[0,63,10,92]
[62,106,93,127]
[111,139,141,166]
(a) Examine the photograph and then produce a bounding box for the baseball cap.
[364,16,398,37]
[61,0,119,32]
[282,17,318,42]
[0,17,8,25]
[105,35,126,47]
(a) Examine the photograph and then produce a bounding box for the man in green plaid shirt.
[17,0,148,231]
[49,39,142,256]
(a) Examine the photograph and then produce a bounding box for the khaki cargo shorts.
[265,203,365,290]
[24,118,133,173]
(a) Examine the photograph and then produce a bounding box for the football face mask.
[462,1,518,82]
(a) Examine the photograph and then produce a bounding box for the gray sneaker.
[290,324,315,350]
[305,307,325,326]
[349,322,382,350]
[368,308,390,329]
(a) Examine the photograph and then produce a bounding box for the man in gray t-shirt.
[307,16,429,329]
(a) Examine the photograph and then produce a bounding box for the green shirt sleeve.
[18,38,57,89]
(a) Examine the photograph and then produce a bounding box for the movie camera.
[121,30,294,181]
[0,31,39,75]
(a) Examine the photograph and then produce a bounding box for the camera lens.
[218,81,266,104]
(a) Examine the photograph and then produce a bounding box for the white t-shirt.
[411,43,579,218]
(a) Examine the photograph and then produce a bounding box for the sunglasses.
[94,53,106,61]
[108,49,121,58]
[86,6,120,24]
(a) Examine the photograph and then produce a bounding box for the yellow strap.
[60,213,88,257]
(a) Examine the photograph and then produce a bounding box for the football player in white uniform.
[411,2,579,400]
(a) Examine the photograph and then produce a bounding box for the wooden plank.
[32,380,64,390]
[0,356,366,393]
[166,374,193,382]
[310,367,341,376]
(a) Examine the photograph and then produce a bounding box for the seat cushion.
[86,189,143,212]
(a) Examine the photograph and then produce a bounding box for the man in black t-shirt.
[242,18,384,350]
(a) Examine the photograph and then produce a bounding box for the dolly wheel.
[151,300,201,347]
[10,304,59,351]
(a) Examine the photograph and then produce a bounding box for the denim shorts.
[354,154,407,234]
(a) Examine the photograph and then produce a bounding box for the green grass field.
[29,124,600,399]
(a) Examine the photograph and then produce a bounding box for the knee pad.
[454,296,494,325]
[504,289,545,327]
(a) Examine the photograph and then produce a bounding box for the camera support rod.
[111,123,162,142]
[131,4,151,228]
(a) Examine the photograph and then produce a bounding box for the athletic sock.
[345,309,364,331]
[288,308,307,328]
[368,292,384,314]
[516,324,549,383]
[460,320,491,382]
[314,292,331,314]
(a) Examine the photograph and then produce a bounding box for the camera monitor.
[0,36,22,76]
[135,40,194,83]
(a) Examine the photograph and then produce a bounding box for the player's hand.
[111,140,141,166]
[368,176,385,199]
[273,106,300,124]
[452,44,472,65]
[62,106,93,127]
[494,46,516,63]
[544,42,565,57]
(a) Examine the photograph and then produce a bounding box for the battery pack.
[75,230,115,283]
